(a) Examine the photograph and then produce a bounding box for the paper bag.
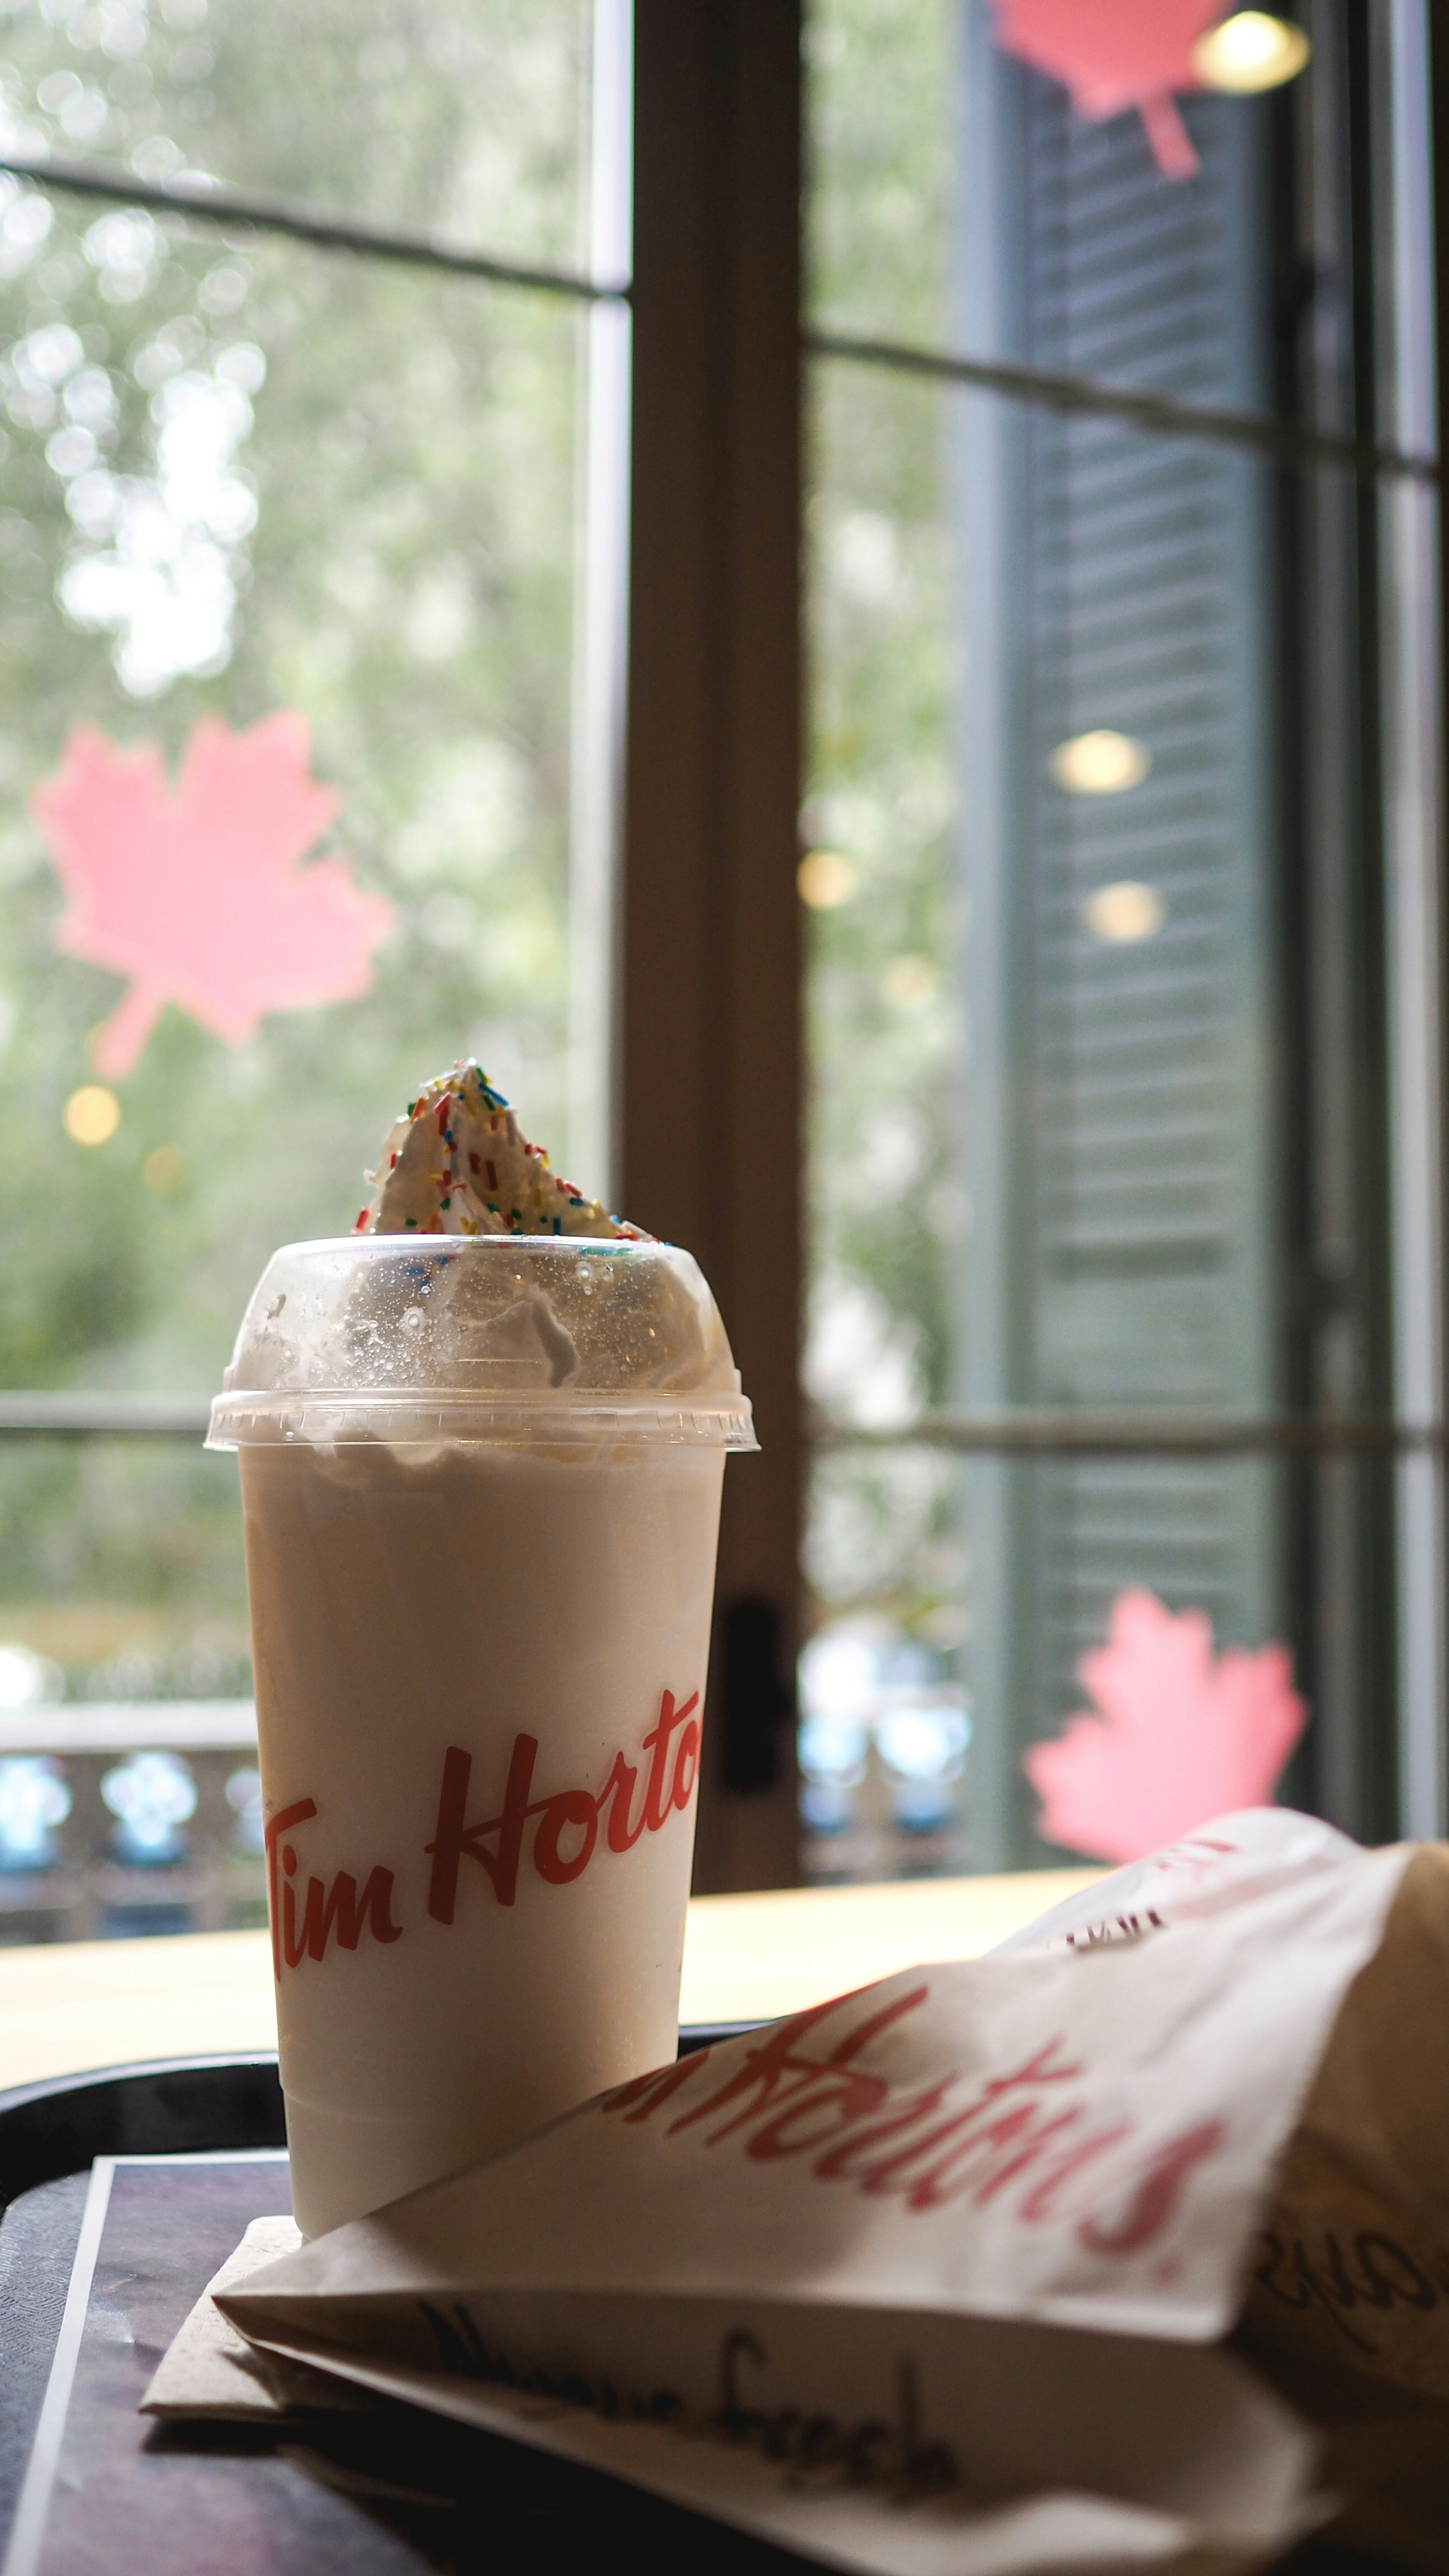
[216,1832,1415,2574]
[986,1817,1449,2409]
[990,1808,1361,1958]
[1239,1845,1449,2404]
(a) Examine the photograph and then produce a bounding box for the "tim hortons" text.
[263,1687,701,1978]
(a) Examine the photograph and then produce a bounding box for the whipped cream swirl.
[359,1061,645,1241]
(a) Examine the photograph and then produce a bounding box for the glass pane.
[803,340,969,1886]
[0,86,598,1952]
[809,0,1352,434]
[805,359,962,1447]
[798,1443,1410,1888]
[806,3,1438,1880]
[808,0,958,353]
[0,202,580,1394]
[0,1437,257,1942]
[806,372,1424,1875]
[802,1439,968,1881]
[0,0,595,270]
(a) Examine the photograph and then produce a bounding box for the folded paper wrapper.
[143,1812,1449,2576]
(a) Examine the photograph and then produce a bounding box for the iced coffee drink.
[209,1063,754,2236]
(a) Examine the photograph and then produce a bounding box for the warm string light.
[63,1083,120,1145]
[1085,882,1167,945]
[143,1144,187,1195]
[1049,730,1152,795]
[798,849,858,909]
[1192,13,1311,96]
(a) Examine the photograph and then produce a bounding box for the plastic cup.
[209,1234,754,2236]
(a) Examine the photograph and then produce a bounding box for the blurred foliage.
[807,0,955,346]
[2,0,969,1688]
[0,0,590,1683]
[804,0,964,1642]
[0,0,589,1393]
[0,0,591,266]
[0,1439,249,1693]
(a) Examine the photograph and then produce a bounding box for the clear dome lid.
[207,1235,756,1451]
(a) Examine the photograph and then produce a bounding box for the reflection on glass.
[877,1681,969,1835]
[0,1641,64,1707]
[225,1760,263,1855]
[101,1745,197,1864]
[0,1754,70,1871]
[798,1612,971,1878]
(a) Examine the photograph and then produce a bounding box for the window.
[0,2,1442,1930]
[0,0,628,1936]
[802,1,1443,1877]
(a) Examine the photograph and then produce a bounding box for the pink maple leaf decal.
[1022,1588,1308,1862]
[989,0,1224,179]
[32,714,395,1077]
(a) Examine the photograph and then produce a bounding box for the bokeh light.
[1192,13,1311,95]
[798,849,859,909]
[63,1083,121,1145]
[1084,882,1168,945]
[1049,730,1152,795]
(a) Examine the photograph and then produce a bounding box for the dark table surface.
[0,2051,818,2576]
[0,2062,1402,2576]
[0,2147,818,2576]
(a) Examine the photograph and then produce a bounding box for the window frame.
[0,0,1445,1886]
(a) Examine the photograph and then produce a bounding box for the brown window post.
[621,1,803,1889]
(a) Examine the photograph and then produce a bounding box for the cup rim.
[207,1388,758,1452]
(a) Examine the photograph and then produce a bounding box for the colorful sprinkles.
[356,1058,646,1244]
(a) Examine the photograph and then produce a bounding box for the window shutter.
[961,67,1284,1841]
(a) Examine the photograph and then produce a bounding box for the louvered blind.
[963,69,1284,1822]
